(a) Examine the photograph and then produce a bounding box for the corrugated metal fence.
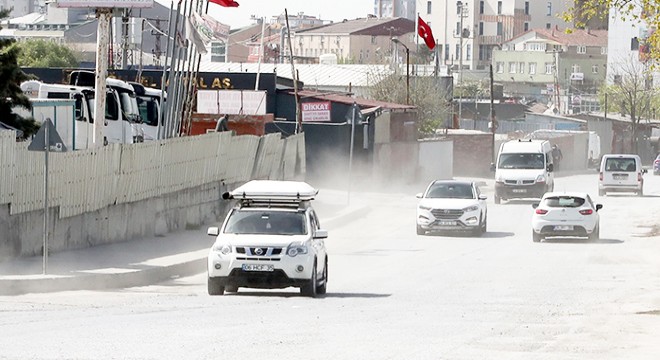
[0,131,304,219]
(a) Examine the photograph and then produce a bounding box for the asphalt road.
[1,174,660,360]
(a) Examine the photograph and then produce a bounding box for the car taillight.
[535,209,548,214]
[579,209,593,215]
[599,172,603,181]
[655,160,660,165]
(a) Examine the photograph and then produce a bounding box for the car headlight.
[287,242,308,257]
[418,205,432,211]
[495,176,504,183]
[212,243,232,255]
[463,205,479,212]
[535,174,546,183]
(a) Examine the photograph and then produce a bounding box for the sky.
[155,0,375,30]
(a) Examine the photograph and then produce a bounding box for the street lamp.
[391,37,410,105]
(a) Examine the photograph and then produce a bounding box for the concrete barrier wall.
[0,131,305,261]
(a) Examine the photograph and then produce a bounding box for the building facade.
[424,0,572,71]
[1,0,40,18]
[374,0,416,21]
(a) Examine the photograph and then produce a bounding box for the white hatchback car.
[416,180,487,236]
[531,192,603,242]
[207,180,328,297]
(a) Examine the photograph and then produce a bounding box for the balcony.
[478,35,503,45]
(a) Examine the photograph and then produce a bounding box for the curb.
[0,205,372,296]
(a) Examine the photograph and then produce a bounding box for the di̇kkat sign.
[55,0,154,8]
[302,102,331,122]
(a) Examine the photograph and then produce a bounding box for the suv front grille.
[504,180,535,185]
[235,246,283,257]
[431,209,463,219]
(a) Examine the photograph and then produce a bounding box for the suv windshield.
[499,153,545,169]
[224,210,307,235]
[426,183,474,199]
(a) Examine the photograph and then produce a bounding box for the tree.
[17,39,79,68]
[565,0,660,63]
[368,68,451,137]
[599,55,660,152]
[0,9,38,138]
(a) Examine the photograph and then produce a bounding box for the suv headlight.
[536,174,546,183]
[463,205,479,212]
[212,243,232,255]
[287,242,308,257]
[418,205,432,211]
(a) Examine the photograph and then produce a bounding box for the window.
[497,22,503,36]
[572,64,581,73]
[545,62,553,74]
[371,35,377,44]
[524,22,529,31]
[479,22,484,35]
[546,23,551,29]
[529,62,536,74]
[497,1,502,14]
[427,1,432,14]
[546,2,552,16]
[519,62,525,73]
[576,45,586,54]
[496,62,504,73]
[466,44,471,60]
[509,62,517,73]
[480,0,484,14]
[455,44,460,60]
[445,44,450,60]
[456,22,461,36]
[592,65,599,74]
[479,45,484,60]
[525,1,529,15]
[631,37,639,51]
[601,47,607,55]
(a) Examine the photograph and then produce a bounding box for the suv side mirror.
[415,193,423,199]
[478,194,487,200]
[547,163,554,172]
[490,163,496,172]
[532,203,539,209]
[595,204,603,211]
[207,227,219,236]
[314,229,328,239]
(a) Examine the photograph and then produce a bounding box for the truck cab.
[130,82,166,141]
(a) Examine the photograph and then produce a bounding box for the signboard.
[302,102,331,122]
[55,0,154,8]
[28,119,68,153]
[196,90,267,115]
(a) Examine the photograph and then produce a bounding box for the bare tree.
[367,68,451,137]
[601,55,659,152]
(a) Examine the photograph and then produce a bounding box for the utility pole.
[94,8,111,147]
[489,64,496,164]
[121,8,130,69]
[456,1,467,124]
[285,8,302,133]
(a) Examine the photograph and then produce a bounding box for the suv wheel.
[208,277,225,296]
[316,260,328,295]
[481,216,487,234]
[598,189,605,196]
[416,225,425,235]
[301,263,318,297]
[225,285,238,293]
[494,195,501,204]
[532,231,543,243]
[588,224,600,241]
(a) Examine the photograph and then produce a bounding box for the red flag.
[418,16,435,50]
[209,0,239,7]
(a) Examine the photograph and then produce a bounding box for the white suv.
[416,180,488,236]
[207,180,328,297]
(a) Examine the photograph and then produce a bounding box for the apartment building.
[493,27,607,109]
[424,0,572,70]
[293,17,415,64]
[1,0,40,18]
[374,0,416,21]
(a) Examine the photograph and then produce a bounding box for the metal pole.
[458,2,463,123]
[406,47,410,105]
[158,0,175,140]
[121,8,129,69]
[93,9,111,148]
[284,9,301,133]
[489,64,496,164]
[255,17,266,91]
[347,104,356,205]
[42,121,49,275]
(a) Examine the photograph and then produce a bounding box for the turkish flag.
[418,16,435,50]
[209,0,239,7]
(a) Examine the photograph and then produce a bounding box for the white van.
[598,154,646,196]
[492,139,555,204]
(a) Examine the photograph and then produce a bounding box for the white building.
[423,0,572,70]
[374,0,416,21]
[606,4,660,86]
[1,0,40,18]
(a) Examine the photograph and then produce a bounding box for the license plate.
[512,189,527,193]
[613,174,627,180]
[242,264,274,272]
[553,225,573,231]
[437,220,456,226]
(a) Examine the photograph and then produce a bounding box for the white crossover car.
[207,180,328,297]
[416,180,487,236]
[531,192,602,242]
